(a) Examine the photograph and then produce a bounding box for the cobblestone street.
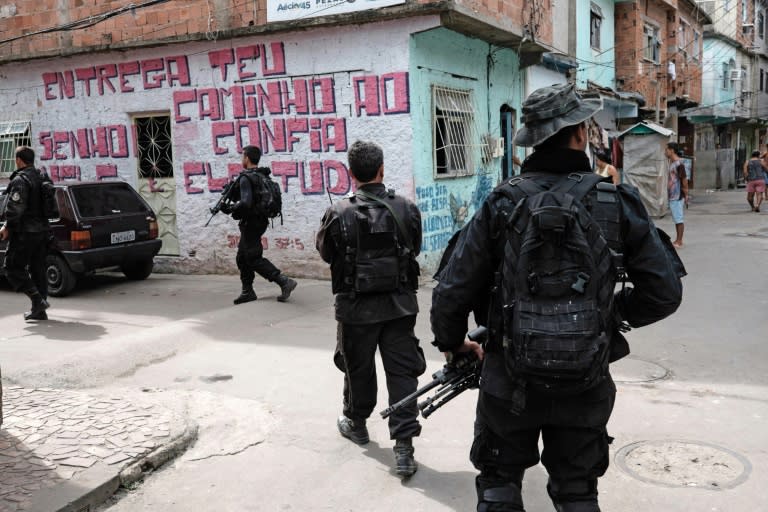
[0,387,193,511]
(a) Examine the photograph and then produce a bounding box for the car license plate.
[111,230,135,244]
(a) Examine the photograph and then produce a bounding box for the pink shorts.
[747,179,766,193]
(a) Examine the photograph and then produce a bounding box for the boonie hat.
[514,83,603,147]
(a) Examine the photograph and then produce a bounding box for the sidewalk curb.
[119,418,199,487]
[24,418,198,512]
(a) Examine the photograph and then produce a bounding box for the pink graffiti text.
[210,117,347,155]
[353,72,410,116]
[42,56,191,100]
[208,43,287,81]
[39,125,130,161]
[183,162,243,194]
[40,165,82,182]
[173,78,336,123]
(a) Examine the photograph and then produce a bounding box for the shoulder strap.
[549,173,605,202]
[355,189,414,252]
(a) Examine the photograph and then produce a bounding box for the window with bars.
[0,121,32,175]
[432,86,477,178]
[723,62,730,90]
[759,12,765,39]
[135,115,173,179]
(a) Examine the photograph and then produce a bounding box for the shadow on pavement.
[0,431,62,510]
[360,440,476,512]
[24,319,107,341]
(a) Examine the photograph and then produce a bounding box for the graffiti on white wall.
[0,19,435,271]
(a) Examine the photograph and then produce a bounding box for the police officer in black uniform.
[1,146,50,321]
[222,145,297,305]
[431,85,684,511]
[316,140,425,477]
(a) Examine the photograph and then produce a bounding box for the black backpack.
[21,169,59,220]
[245,168,282,222]
[496,173,622,396]
[340,189,418,294]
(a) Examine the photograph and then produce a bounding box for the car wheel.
[122,259,154,280]
[47,254,77,297]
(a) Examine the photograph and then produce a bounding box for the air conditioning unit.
[730,69,744,80]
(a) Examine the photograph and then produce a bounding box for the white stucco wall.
[0,17,440,277]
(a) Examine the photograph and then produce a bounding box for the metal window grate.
[0,120,32,175]
[432,86,481,178]
[135,115,173,179]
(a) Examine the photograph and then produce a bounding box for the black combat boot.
[337,415,369,445]
[233,286,257,305]
[24,290,50,321]
[393,438,417,477]
[275,274,297,302]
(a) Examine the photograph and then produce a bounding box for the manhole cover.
[615,440,751,490]
[611,357,669,383]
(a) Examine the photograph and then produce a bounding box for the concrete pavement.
[0,188,766,511]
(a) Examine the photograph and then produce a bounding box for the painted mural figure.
[431,84,685,512]
[315,140,425,478]
[0,147,51,321]
[220,145,297,304]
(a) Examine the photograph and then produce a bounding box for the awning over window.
[0,121,30,138]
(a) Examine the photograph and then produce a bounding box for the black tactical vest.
[336,190,417,295]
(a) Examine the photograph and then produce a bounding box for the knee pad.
[476,483,525,512]
[547,478,599,511]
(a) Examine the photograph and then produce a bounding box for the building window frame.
[643,23,661,63]
[723,62,730,90]
[759,11,765,39]
[590,3,603,50]
[0,121,32,176]
[134,115,174,179]
[679,21,690,61]
[692,31,700,62]
[432,85,477,178]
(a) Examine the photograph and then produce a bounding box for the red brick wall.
[673,1,707,104]
[0,0,257,61]
[0,0,549,62]
[615,0,679,112]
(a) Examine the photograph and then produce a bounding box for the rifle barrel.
[380,377,442,419]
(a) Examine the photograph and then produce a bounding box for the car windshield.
[72,184,147,217]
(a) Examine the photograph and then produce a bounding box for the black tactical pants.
[337,314,426,440]
[236,219,280,288]
[471,388,615,511]
[3,232,48,295]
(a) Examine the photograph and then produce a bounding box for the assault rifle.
[204,180,236,227]
[380,326,487,420]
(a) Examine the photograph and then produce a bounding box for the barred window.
[0,121,32,176]
[432,86,477,178]
[135,115,173,179]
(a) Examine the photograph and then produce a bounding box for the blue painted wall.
[409,27,522,271]
[576,0,615,89]
[701,38,740,118]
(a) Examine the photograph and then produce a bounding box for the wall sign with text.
[267,0,405,23]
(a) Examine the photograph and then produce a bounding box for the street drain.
[611,357,669,383]
[615,440,751,490]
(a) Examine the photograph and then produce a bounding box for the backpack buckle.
[567,173,584,183]
[571,272,590,294]
[507,177,526,186]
